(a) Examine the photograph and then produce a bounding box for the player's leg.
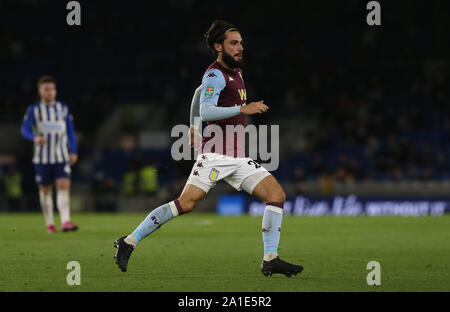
[250,175,285,260]
[114,152,234,272]
[248,174,303,277]
[126,183,206,245]
[114,183,207,272]
[229,160,303,277]
[55,177,78,231]
[55,162,77,231]
[39,184,56,233]
[35,163,56,233]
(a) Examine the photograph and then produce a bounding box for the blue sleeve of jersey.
[66,107,78,154]
[199,69,241,122]
[189,85,202,127]
[20,106,35,141]
[199,69,226,105]
[200,102,241,122]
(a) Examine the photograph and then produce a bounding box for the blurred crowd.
[0,0,449,203]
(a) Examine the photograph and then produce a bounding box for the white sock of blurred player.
[56,190,71,224]
[39,190,54,226]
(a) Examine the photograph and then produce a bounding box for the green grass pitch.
[0,212,449,292]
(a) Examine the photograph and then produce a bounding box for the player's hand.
[240,100,268,115]
[189,126,202,151]
[69,154,78,165]
[33,136,47,145]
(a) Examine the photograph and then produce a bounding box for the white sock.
[263,253,278,261]
[56,190,71,224]
[39,191,54,226]
[262,205,283,261]
[124,235,138,247]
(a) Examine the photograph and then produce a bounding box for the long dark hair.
[204,20,239,55]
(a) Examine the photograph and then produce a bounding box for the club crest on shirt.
[205,86,214,98]
[209,168,219,182]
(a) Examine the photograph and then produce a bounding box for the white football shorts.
[186,153,271,194]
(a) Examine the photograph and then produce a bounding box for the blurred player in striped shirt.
[21,75,78,233]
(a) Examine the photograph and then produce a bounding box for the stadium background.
[0,0,449,215]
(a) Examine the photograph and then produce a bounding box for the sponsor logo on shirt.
[42,122,65,132]
[237,89,247,101]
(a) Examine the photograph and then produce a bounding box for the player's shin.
[125,199,187,247]
[56,190,71,223]
[262,202,284,261]
[39,190,54,226]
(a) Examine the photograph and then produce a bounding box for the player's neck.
[41,99,56,105]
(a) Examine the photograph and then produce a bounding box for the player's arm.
[199,69,241,122]
[20,106,46,145]
[20,106,35,141]
[190,85,202,128]
[199,69,268,121]
[189,85,203,149]
[66,106,78,165]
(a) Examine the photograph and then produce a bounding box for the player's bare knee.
[176,197,197,213]
[267,189,286,203]
[39,186,52,195]
[184,201,196,212]
[56,182,70,191]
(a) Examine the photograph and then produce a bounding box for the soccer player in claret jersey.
[21,75,78,233]
[114,20,303,277]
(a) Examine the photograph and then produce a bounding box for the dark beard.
[222,49,244,69]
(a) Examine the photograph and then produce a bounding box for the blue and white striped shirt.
[21,101,77,164]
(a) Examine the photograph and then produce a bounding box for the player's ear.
[213,42,223,53]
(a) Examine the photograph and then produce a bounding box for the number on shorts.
[248,160,261,169]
